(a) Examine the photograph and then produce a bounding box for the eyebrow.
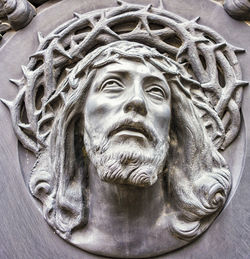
[104,70,130,77]
[105,70,167,83]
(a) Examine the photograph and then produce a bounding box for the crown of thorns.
[3,0,248,153]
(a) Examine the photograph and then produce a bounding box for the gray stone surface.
[0,0,250,258]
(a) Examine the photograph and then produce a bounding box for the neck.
[71,162,177,258]
[87,162,167,237]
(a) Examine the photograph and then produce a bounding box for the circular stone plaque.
[0,0,250,258]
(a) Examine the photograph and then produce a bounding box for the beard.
[84,123,169,187]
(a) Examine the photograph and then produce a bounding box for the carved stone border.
[1,0,249,43]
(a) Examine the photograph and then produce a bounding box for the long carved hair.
[29,41,231,240]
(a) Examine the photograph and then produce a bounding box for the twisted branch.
[3,1,247,154]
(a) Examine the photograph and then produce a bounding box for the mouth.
[108,122,152,141]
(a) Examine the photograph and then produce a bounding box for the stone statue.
[3,2,247,258]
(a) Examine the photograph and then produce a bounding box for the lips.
[108,121,152,141]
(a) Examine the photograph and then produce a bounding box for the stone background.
[0,0,249,258]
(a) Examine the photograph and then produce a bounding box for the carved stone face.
[83,58,171,186]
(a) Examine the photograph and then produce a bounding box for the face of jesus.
[83,58,171,187]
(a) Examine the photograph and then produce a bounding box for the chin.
[96,150,164,187]
[84,131,168,187]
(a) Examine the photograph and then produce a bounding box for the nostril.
[123,97,147,116]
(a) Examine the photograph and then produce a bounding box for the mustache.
[106,118,158,144]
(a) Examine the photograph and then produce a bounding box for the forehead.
[93,58,167,81]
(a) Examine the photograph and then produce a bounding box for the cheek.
[84,95,119,136]
[154,105,171,135]
[85,97,109,122]
[84,98,109,141]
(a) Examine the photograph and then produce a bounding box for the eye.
[146,85,167,100]
[100,79,124,93]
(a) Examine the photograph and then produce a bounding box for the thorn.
[235,80,248,87]
[194,37,209,44]
[29,51,45,59]
[54,44,72,59]
[9,79,23,88]
[88,17,96,27]
[235,48,246,54]
[116,0,126,6]
[40,131,50,140]
[65,68,72,74]
[201,82,214,89]
[44,103,54,114]
[204,122,213,128]
[52,34,60,40]
[60,92,66,102]
[158,0,164,9]
[214,132,223,138]
[214,42,227,51]
[181,76,201,87]
[176,43,188,59]
[100,10,107,20]
[34,109,42,117]
[176,54,187,64]
[38,113,54,124]
[21,65,29,77]
[70,36,78,49]
[18,123,32,132]
[132,20,142,32]
[230,45,245,54]
[73,12,81,18]
[146,4,152,11]
[179,61,188,66]
[103,26,121,40]
[76,53,84,59]
[141,18,152,36]
[192,16,200,23]
[219,146,225,151]
[37,32,44,44]
[150,59,178,76]
[36,136,46,148]
[0,98,13,110]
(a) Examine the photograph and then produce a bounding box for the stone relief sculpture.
[2,1,247,258]
[1,0,249,42]
[0,0,49,40]
[0,0,36,39]
[224,0,250,20]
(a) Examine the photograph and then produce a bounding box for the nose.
[123,88,147,116]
